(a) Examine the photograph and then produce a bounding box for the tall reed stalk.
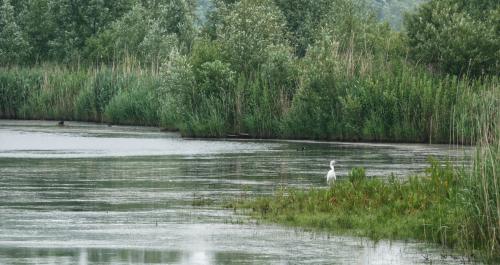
[460,84,499,259]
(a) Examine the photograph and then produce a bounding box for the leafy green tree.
[201,0,227,40]
[284,34,344,139]
[318,0,383,51]
[85,2,185,64]
[216,0,289,74]
[18,0,55,63]
[273,0,333,56]
[139,21,178,65]
[274,0,393,56]
[155,0,196,51]
[405,0,500,76]
[85,3,149,63]
[47,0,133,62]
[0,0,31,65]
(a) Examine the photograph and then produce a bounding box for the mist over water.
[0,120,473,264]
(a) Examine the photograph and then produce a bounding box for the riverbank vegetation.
[1,0,498,143]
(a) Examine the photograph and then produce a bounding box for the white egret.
[326,160,336,184]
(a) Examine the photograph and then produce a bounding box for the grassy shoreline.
[229,156,499,262]
[230,162,468,247]
[1,65,498,144]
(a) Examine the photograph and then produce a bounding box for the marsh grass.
[1,58,497,144]
[459,85,499,260]
[282,53,498,144]
[0,65,162,126]
[230,160,466,244]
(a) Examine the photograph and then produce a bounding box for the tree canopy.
[405,0,500,76]
[0,0,498,77]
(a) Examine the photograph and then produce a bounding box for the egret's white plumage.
[326,160,336,184]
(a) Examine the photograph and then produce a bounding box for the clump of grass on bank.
[230,160,466,246]
[230,162,497,261]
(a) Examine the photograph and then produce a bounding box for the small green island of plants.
[230,141,499,262]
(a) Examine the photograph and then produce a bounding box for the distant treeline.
[0,0,499,143]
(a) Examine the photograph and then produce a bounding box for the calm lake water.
[0,120,473,265]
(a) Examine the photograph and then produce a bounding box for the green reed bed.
[280,56,498,144]
[0,65,162,126]
[460,86,499,260]
[1,62,497,144]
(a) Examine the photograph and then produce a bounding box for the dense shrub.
[405,0,500,76]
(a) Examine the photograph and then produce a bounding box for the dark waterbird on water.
[58,120,64,126]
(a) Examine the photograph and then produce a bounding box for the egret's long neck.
[330,164,334,170]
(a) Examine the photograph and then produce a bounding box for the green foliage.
[18,0,54,62]
[216,0,289,74]
[160,0,300,137]
[155,0,196,51]
[281,27,496,143]
[139,22,178,66]
[105,83,159,126]
[182,97,229,137]
[21,68,87,120]
[243,44,298,137]
[273,0,333,56]
[46,0,133,62]
[0,66,161,125]
[348,167,367,184]
[405,0,500,76]
[318,0,380,51]
[84,1,193,65]
[2,0,497,145]
[0,0,31,65]
[0,0,198,65]
[0,68,41,118]
[461,86,500,260]
[158,50,196,129]
[84,3,150,64]
[159,44,236,136]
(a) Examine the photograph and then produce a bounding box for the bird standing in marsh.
[326,160,336,184]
